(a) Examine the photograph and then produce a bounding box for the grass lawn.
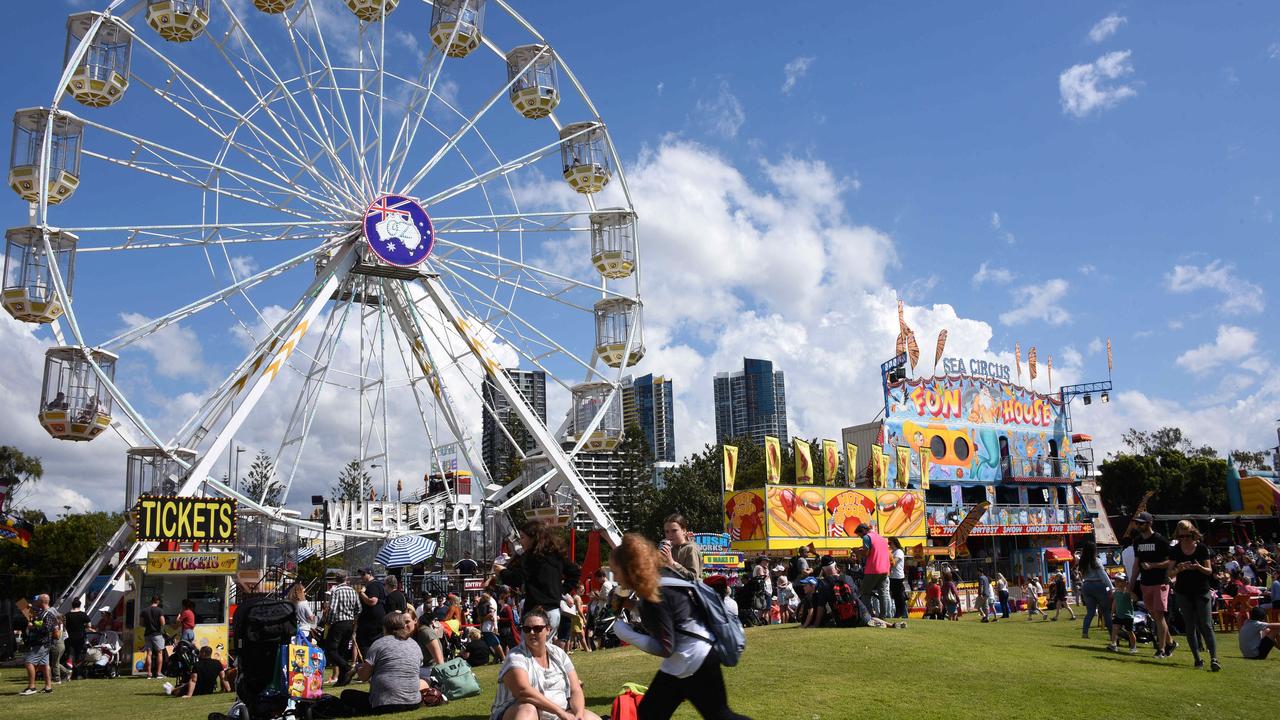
[3,611,1273,720]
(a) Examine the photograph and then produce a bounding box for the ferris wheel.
[6,0,644,609]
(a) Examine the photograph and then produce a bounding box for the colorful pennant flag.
[870,444,884,488]
[1015,342,1022,384]
[896,444,911,489]
[764,435,781,484]
[845,442,858,487]
[1028,346,1038,382]
[1047,353,1053,388]
[794,439,814,484]
[1107,337,1114,375]
[906,330,921,370]
[822,440,839,485]
[0,512,34,548]
[949,501,992,558]
[933,329,948,374]
[919,449,931,490]
[722,444,738,492]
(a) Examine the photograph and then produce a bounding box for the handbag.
[421,685,447,707]
[429,657,481,700]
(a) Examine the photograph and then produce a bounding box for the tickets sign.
[146,551,239,575]
[134,497,236,543]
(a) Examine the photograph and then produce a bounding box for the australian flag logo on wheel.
[363,193,435,267]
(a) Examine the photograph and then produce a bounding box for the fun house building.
[843,355,1096,582]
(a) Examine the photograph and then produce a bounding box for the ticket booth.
[130,550,237,674]
[128,495,239,674]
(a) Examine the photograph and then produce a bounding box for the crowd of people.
[9,514,1278,716]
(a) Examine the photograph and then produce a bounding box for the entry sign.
[147,551,239,575]
[134,497,237,543]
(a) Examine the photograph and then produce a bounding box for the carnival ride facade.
[5,0,643,615]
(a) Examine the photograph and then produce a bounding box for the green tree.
[1230,450,1273,472]
[499,415,532,486]
[0,445,44,511]
[241,450,284,506]
[0,510,124,600]
[1099,427,1229,518]
[630,442,725,541]
[332,459,374,501]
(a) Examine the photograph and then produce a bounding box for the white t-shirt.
[491,644,575,719]
[1121,546,1137,581]
[889,548,906,580]
[479,597,498,634]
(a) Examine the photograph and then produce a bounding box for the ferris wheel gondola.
[13,0,643,616]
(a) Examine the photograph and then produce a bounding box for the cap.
[357,567,374,576]
[1134,511,1153,524]
[820,555,836,568]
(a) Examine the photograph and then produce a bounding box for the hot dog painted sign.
[724,486,926,551]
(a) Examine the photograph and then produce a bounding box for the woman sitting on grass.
[340,612,427,715]
[488,607,598,720]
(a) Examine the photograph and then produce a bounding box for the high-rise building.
[621,374,676,462]
[713,357,788,447]
[481,369,547,484]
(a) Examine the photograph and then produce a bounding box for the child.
[1025,578,1046,620]
[1107,575,1139,654]
[924,577,943,620]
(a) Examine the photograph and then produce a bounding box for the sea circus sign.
[363,194,435,267]
[134,497,237,543]
[326,500,483,534]
[146,551,239,575]
[940,357,1012,383]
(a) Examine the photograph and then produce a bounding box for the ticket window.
[138,575,227,625]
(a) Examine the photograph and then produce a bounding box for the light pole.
[311,495,328,575]
[234,446,246,493]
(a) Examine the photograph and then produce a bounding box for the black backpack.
[829,580,859,627]
[165,640,198,678]
[25,611,51,648]
[237,597,298,647]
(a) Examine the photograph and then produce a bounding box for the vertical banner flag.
[1047,353,1053,388]
[1015,342,1022,384]
[722,444,738,492]
[870,444,884,488]
[764,435,781,484]
[845,443,858,487]
[1107,337,1114,374]
[879,450,891,489]
[949,501,992,557]
[1028,346,1038,383]
[822,440,839,485]
[933,329,948,374]
[906,330,921,370]
[919,449,931,490]
[794,439,814,484]
[896,444,911,489]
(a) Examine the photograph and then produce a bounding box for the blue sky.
[2,2,1277,515]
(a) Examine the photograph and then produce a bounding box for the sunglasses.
[520,625,549,634]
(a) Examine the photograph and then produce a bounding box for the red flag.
[1028,346,1038,381]
[933,329,948,373]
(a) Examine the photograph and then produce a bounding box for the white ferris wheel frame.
[34,0,643,615]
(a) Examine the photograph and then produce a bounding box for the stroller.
[592,608,621,649]
[1130,609,1156,646]
[213,595,321,720]
[77,630,121,679]
[734,575,769,627]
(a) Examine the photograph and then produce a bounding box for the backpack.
[787,556,804,584]
[165,640,198,678]
[829,580,858,626]
[241,598,298,645]
[658,577,746,667]
[25,611,51,648]
[609,683,647,720]
[429,657,481,700]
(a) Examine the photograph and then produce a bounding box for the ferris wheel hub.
[361,194,435,269]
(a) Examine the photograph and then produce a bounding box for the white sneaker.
[162,682,174,695]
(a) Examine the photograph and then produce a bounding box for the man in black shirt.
[139,596,166,679]
[383,576,408,613]
[453,551,479,576]
[165,645,228,697]
[1133,512,1175,657]
[355,568,387,657]
[61,599,91,680]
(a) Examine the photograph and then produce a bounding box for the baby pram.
[734,575,769,627]
[211,595,320,720]
[77,630,121,679]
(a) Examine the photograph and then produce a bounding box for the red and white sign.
[929,522,1092,537]
[462,577,485,592]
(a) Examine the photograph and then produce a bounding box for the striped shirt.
[328,584,360,623]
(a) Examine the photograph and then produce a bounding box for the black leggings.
[1174,591,1216,662]
[638,656,751,720]
[338,689,419,715]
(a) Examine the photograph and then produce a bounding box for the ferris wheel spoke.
[69,219,353,252]
[415,123,599,207]
[434,255,592,314]
[434,243,632,304]
[397,45,552,197]
[100,233,352,352]
[123,22,358,209]
[430,210,593,234]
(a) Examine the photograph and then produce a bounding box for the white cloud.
[1175,325,1256,373]
[1088,14,1127,43]
[1061,345,1083,369]
[781,56,815,94]
[230,255,259,278]
[903,275,939,302]
[1165,259,1265,314]
[695,81,746,139]
[1088,337,1103,355]
[117,312,207,379]
[1059,50,1138,118]
[973,262,1014,287]
[1268,42,1280,60]
[999,279,1071,326]
[656,81,665,95]
[989,211,1015,244]
[1078,264,1097,275]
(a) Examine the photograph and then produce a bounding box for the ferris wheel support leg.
[416,277,624,548]
[382,281,493,504]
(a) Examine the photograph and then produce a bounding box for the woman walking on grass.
[941,570,961,621]
[1170,519,1220,671]
[1076,542,1112,640]
[610,533,752,720]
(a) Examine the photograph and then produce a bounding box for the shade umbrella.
[295,545,319,564]
[375,534,438,568]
